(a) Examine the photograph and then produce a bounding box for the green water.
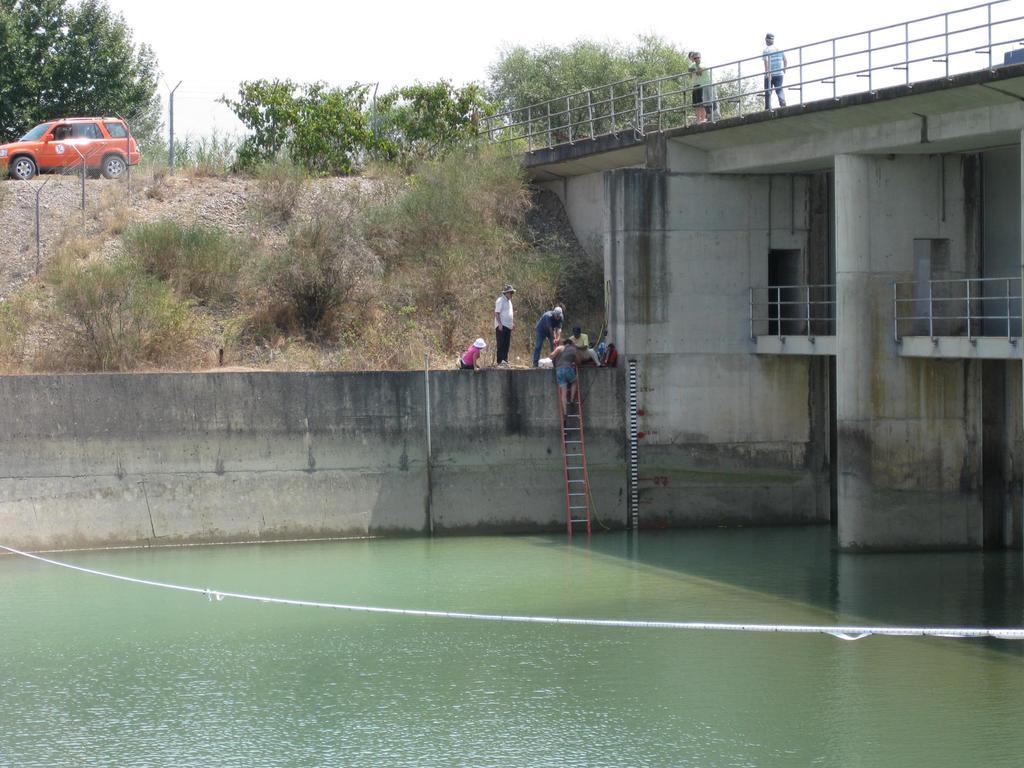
[1,527,1022,767]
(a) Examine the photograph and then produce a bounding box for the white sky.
[103,0,1001,140]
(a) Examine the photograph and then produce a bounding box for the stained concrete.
[0,370,626,549]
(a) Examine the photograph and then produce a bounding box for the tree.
[487,35,691,113]
[222,80,375,175]
[373,81,491,166]
[0,0,160,146]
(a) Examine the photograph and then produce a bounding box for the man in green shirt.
[688,51,712,124]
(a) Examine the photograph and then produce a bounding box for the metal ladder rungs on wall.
[558,378,592,536]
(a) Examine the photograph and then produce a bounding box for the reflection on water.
[1,527,1022,767]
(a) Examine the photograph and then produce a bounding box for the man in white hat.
[493,284,516,367]
[532,305,564,367]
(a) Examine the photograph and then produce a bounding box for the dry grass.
[249,161,307,226]
[0,145,602,373]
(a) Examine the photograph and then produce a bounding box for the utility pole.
[166,80,182,171]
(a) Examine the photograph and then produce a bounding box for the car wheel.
[101,154,126,180]
[10,156,36,181]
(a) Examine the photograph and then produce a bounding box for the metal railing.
[893,276,1022,341]
[484,0,1024,151]
[484,78,640,149]
[749,284,836,339]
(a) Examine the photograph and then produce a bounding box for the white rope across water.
[3,543,1023,641]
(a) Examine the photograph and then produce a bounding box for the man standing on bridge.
[763,33,788,110]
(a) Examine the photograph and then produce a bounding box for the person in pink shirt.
[459,338,487,372]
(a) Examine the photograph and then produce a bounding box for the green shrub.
[250,192,380,337]
[49,259,194,371]
[249,160,307,225]
[122,219,245,305]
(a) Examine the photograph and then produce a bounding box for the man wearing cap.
[532,305,564,367]
[763,33,788,110]
[494,284,516,367]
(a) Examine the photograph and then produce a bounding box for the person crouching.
[459,338,487,372]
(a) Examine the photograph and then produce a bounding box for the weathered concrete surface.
[835,154,984,550]
[605,168,831,527]
[0,370,626,549]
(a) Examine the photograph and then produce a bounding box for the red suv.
[0,117,141,181]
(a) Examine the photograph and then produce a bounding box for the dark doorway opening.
[768,249,803,336]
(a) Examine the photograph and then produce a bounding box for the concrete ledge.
[898,335,1023,359]
[755,335,836,356]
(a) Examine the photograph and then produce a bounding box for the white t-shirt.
[495,294,514,329]
[764,45,785,73]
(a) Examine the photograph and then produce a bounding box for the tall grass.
[173,130,242,176]
[123,220,247,305]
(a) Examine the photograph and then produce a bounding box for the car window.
[71,123,103,139]
[52,125,73,141]
[19,123,53,141]
[103,122,128,139]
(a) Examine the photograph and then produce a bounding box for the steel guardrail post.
[1008,277,1012,340]
[546,102,552,149]
[945,12,950,77]
[987,2,993,69]
[893,281,899,343]
[905,23,910,84]
[806,285,812,338]
[527,106,532,152]
[749,287,754,340]
[966,278,973,340]
[566,96,572,144]
[832,39,838,100]
[929,280,935,340]
[587,90,595,138]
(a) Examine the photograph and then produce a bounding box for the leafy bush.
[374,81,490,167]
[223,80,376,175]
[249,160,307,225]
[250,191,380,338]
[48,259,194,371]
[122,219,246,305]
[488,34,690,112]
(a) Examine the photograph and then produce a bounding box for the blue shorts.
[556,367,577,387]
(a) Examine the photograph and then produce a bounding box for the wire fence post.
[168,80,182,172]
[34,179,49,275]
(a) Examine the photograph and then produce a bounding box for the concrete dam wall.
[0,370,628,550]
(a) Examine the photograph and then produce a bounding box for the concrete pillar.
[1020,130,1024,551]
[835,154,984,550]
[834,155,875,547]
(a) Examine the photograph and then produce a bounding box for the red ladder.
[557,373,592,537]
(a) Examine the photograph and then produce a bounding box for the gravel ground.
[0,171,367,300]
